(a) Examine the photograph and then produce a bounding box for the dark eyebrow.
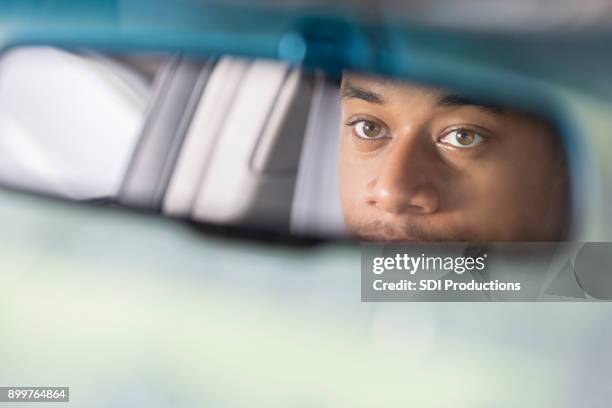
[340,82,504,113]
[438,94,503,114]
[340,81,385,104]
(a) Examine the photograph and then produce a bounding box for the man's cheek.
[465,171,524,237]
[342,183,371,229]
[342,202,367,235]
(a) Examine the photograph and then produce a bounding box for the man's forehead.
[341,73,444,98]
[341,72,505,115]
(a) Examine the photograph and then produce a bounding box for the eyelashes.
[344,117,393,146]
[344,117,490,150]
[437,128,485,149]
[347,119,390,140]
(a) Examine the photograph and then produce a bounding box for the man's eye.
[439,128,483,148]
[353,120,389,140]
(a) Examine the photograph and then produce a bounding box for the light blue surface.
[0,2,611,406]
[0,187,611,407]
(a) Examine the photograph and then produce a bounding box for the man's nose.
[366,137,440,215]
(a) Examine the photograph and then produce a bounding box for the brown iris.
[456,129,476,146]
[362,121,382,138]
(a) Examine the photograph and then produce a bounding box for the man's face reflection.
[339,74,569,242]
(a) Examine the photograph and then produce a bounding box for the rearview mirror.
[0,45,604,243]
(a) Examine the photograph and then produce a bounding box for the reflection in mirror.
[338,73,570,242]
[0,46,571,243]
[0,46,169,200]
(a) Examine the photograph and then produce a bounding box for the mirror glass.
[0,46,169,200]
[0,46,572,242]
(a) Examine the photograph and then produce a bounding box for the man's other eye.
[439,128,483,148]
[352,120,390,140]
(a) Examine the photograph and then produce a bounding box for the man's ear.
[554,138,570,188]
[551,138,572,239]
